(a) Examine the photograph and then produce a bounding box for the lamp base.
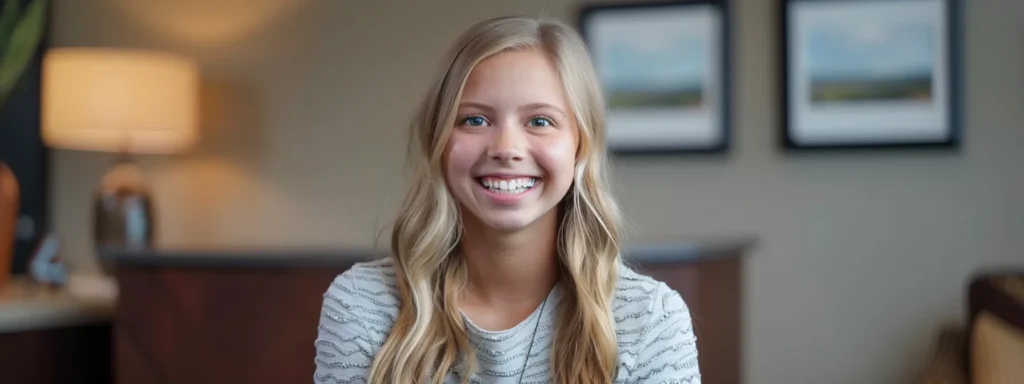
[93,156,154,273]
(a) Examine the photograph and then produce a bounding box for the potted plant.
[1,0,48,108]
[0,0,47,285]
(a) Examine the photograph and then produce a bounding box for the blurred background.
[0,0,1021,383]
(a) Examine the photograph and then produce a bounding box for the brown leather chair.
[919,270,1024,384]
[966,272,1024,383]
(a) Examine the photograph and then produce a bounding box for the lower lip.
[478,181,540,204]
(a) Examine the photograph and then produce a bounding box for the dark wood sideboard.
[104,238,753,384]
[0,277,115,384]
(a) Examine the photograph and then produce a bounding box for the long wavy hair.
[367,15,623,384]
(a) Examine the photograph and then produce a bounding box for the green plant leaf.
[0,0,23,55]
[0,0,46,109]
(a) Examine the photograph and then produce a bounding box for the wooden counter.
[102,237,754,384]
[0,277,116,383]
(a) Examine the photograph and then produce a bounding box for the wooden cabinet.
[109,251,365,384]
[0,278,115,384]
[634,256,745,384]
[108,240,750,383]
[0,324,113,384]
[113,260,356,383]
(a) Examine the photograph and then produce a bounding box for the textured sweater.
[313,257,701,383]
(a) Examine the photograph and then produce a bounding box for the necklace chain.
[518,297,548,383]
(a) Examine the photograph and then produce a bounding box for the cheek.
[444,138,476,182]
[535,136,578,183]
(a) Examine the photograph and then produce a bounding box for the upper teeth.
[482,177,536,191]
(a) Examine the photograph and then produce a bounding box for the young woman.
[314,16,700,384]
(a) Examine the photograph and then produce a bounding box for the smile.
[477,177,539,195]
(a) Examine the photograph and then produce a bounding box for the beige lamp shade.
[42,48,198,154]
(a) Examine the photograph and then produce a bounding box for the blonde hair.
[368,15,623,384]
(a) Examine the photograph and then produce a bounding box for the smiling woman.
[445,49,579,234]
[314,15,701,384]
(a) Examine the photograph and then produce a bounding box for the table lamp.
[41,47,198,252]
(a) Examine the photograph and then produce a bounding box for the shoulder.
[320,257,401,344]
[612,264,700,382]
[326,256,401,319]
[314,257,401,382]
[330,256,400,299]
[612,264,688,324]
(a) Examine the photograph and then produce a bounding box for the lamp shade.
[41,48,198,155]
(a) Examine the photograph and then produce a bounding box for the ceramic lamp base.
[93,157,154,273]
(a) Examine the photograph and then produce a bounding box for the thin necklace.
[518,297,548,383]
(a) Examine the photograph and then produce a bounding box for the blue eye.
[463,116,487,127]
[528,117,553,127]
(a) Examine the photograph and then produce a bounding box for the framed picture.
[579,0,731,154]
[780,0,963,150]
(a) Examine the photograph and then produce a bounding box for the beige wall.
[49,0,1024,382]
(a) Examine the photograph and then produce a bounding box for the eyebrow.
[458,101,496,114]
[457,101,568,118]
[521,102,568,117]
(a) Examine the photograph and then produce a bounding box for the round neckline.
[460,284,560,336]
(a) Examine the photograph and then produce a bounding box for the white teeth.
[479,177,538,194]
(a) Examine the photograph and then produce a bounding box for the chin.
[477,213,537,233]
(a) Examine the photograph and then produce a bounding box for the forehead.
[460,49,568,108]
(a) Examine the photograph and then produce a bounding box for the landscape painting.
[782,0,960,150]
[807,22,935,105]
[580,0,729,154]
[600,30,707,110]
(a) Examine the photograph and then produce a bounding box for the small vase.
[0,161,20,287]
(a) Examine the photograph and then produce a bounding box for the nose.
[488,125,526,162]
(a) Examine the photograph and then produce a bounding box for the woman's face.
[444,49,579,234]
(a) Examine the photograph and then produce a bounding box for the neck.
[459,211,560,307]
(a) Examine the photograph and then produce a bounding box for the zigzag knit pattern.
[314,257,701,383]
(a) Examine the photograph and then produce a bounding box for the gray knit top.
[313,257,701,383]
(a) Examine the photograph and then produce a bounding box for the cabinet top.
[98,235,757,270]
[0,276,115,334]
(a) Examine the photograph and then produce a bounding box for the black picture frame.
[578,0,732,155]
[780,0,964,151]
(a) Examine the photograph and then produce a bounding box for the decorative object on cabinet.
[28,233,65,286]
[41,48,199,254]
[0,0,51,277]
[578,0,731,154]
[0,162,19,286]
[780,0,963,150]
